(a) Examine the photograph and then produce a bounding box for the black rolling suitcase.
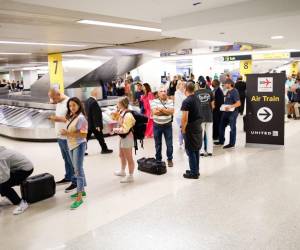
[137,158,167,175]
[21,173,56,203]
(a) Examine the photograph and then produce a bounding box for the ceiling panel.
[14,0,251,22]
[0,1,165,57]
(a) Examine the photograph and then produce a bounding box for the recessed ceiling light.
[0,52,32,55]
[77,20,162,32]
[0,41,85,47]
[271,35,284,40]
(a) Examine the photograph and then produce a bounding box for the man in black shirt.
[235,76,246,115]
[195,81,214,156]
[181,82,203,179]
[212,79,224,141]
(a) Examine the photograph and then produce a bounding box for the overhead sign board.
[290,52,300,58]
[252,53,289,60]
[223,55,252,61]
[245,73,285,145]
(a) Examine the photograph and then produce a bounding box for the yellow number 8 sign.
[240,60,252,76]
[48,53,64,93]
[290,61,299,75]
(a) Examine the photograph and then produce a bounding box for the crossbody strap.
[159,98,168,109]
[66,115,78,130]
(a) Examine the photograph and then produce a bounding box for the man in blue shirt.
[215,79,241,149]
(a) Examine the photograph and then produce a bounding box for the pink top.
[141,92,154,117]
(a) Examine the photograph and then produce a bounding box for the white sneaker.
[13,200,29,215]
[114,170,126,177]
[120,175,134,183]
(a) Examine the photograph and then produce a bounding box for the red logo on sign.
[264,79,271,87]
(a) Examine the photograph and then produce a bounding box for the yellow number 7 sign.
[48,53,64,93]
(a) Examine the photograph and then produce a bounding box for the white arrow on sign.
[257,107,273,122]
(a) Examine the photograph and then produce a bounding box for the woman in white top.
[174,80,186,148]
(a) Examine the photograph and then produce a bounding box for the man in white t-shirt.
[150,86,174,167]
[48,88,76,193]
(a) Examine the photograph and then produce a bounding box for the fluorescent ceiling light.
[271,35,284,40]
[0,41,85,47]
[77,19,162,32]
[0,52,32,55]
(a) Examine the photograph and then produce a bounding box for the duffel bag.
[137,158,167,175]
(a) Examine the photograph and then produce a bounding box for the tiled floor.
[0,117,299,250]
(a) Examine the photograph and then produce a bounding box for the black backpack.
[120,110,148,153]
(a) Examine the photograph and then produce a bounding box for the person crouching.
[0,146,34,215]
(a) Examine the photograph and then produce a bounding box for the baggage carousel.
[0,96,120,142]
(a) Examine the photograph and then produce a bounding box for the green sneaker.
[70,199,83,210]
[70,191,87,199]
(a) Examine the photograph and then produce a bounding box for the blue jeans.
[219,111,238,146]
[57,139,76,184]
[153,123,173,161]
[186,149,200,176]
[69,142,87,193]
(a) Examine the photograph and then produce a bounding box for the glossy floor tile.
[0,117,299,250]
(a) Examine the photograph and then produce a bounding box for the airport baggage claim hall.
[0,0,300,249]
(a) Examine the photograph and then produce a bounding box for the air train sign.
[245,73,285,145]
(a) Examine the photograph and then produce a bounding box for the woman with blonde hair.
[112,97,136,183]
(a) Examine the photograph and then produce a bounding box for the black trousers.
[239,95,246,115]
[0,169,33,205]
[87,128,108,151]
[213,110,222,141]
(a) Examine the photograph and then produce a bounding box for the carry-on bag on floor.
[137,158,167,175]
[21,173,56,203]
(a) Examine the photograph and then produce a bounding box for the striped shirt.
[150,98,174,125]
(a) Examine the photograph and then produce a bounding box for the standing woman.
[61,97,88,209]
[141,83,154,138]
[174,80,186,148]
[206,76,212,89]
[113,97,136,183]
